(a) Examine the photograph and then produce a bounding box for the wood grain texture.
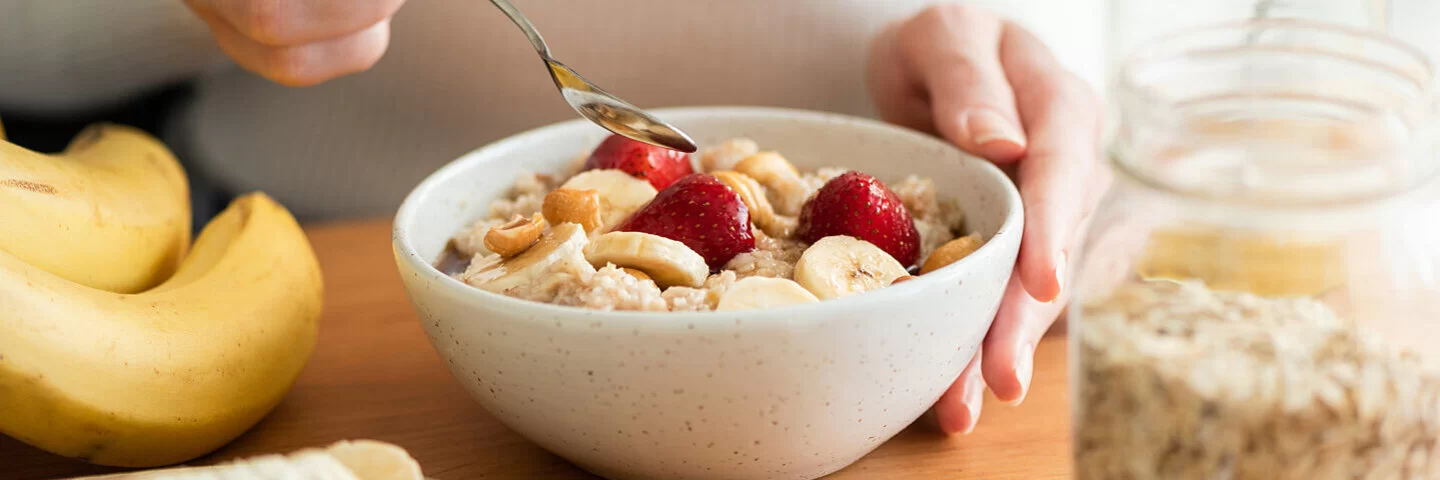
[1,220,1072,479]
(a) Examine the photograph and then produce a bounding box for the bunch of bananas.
[0,120,324,467]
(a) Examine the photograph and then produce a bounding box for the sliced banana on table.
[71,440,422,480]
[325,440,424,480]
[560,169,658,232]
[794,236,909,300]
[470,222,589,294]
[584,231,709,288]
[716,276,820,311]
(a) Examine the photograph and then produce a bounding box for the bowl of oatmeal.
[393,107,1022,479]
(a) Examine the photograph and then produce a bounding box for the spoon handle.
[489,0,551,57]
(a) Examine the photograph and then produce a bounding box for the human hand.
[867,4,1110,435]
[182,0,407,86]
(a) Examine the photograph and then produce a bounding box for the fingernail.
[961,373,986,435]
[962,110,1026,150]
[1049,251,1068,304]
[1008,344,1035,406]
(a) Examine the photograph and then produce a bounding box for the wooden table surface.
[3,219,1072,479]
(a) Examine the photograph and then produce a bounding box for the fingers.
[983,270,1068,403]
[184,0,403,86]
[933,347,987,436]
[867,23,934,135]
[999,23,1103,303]
[200,0,406,46]
[908,6,1025,163]
[868,5,1025,163]
[204,16,391,87]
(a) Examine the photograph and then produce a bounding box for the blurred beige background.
[0,0,1431,221]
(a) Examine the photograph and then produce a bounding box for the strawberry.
[583,134,695,190]
[795,171,921,266]
[616,174,756,270]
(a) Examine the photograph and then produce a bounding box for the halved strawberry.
[583,134,695,190]
[795,171,921,266]
[616,174,755,270]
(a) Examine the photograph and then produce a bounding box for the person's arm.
[0,0,230,114]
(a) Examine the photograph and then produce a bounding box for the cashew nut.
[733,152,812,216]
[711,170,790,238]
[483,213,547,258]
[920,234,984,274]
[542,188,604,233]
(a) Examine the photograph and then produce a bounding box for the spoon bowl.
[546,59,699,153]
[491,0,698,153]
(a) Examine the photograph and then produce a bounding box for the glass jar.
[1071,20,1440,480]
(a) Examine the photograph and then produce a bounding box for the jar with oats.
[1071,20,1440,480]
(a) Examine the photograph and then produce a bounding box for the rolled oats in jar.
[1072,20,1440,480]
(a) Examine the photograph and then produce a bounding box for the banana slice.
[712,170,790,238]
[326,440,425,480]
[733,152,812,216]
[560,169,658,232]
[469,222,589,294]
[71,440,422,480]
[584,231,708,288]
[716,277,820,311]
[794,236,909,299]
[697,138,760,172]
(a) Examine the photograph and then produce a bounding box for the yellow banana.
[0,193,323,467]
[0,124,190,293]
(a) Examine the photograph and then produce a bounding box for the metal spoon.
[489,0,698,153]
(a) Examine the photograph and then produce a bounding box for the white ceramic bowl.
[393,107,1022,480]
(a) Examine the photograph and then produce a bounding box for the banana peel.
[0,125,324,467]
[0,193,323,467]
[0,124,191,293]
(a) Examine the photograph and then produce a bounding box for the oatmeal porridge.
[440,134,984,311]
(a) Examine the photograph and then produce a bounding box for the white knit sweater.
[0,0,1426,219]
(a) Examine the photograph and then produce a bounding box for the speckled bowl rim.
[393,106,1023,327]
